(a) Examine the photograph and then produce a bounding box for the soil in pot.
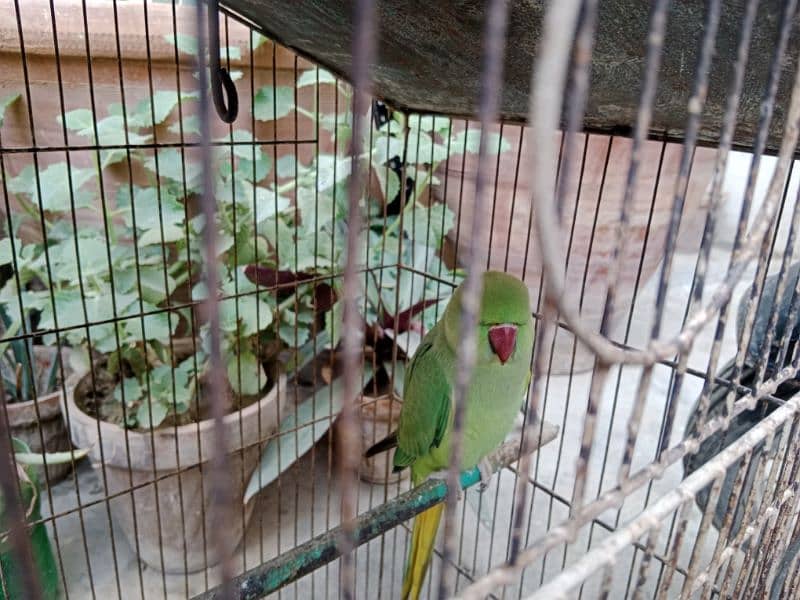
[4,346,78,485]
[64,354,287,574]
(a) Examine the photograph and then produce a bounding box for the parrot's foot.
[427,470,463,501]
[477,458,494,493]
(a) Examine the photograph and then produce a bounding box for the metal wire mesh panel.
[1,1,800,599]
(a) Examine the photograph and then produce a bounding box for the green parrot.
[366,270,534,600]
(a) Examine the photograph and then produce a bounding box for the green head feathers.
[443,271,531,344]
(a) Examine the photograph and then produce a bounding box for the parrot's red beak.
[488,325,517,364]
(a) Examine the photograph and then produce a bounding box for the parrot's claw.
[477,458,494,493]
[427,470,463,501]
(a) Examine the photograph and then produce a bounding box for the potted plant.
[0,306,78,485]
[0,93,85,486]
[48,84,289,571]
[0,439,88,600]
[241,77,516,494]
[0,50,290,569]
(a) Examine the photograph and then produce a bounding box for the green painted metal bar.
[193,422,558,600]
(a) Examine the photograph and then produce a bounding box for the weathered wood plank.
[223,0,799,152]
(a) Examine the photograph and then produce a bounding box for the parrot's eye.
[488,324,517,364]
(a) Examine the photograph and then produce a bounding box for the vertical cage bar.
[438,0,510,597]
[195,0,234,595]
[336,1,375,599]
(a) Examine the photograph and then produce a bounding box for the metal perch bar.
[193,420,558,599]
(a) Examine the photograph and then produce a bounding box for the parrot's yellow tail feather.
[401,503,444,600]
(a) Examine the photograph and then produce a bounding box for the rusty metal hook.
[207,0,238,123]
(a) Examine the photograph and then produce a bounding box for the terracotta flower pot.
[357,392,407,484]
[5,347,79,485]
[62,371,286,573]
[436,124,714,373]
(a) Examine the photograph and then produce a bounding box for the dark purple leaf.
[382,297,441,333]
[244,265,313,289]
[313,284,337,312]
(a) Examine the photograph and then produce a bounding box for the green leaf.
[262,216,296,269]
[7,163,95,212]
[70,114,151,147]
[164,32,241,60]
[253,86,295,121]
[278,309,310,347]
[252,186,291,224]
[0,237,21,266]
[143,149,202,191]
[165,33,198,55]
[14,447,90,466]
[218,297,241,333]
[296,187,335,233]
[402,202,455,248]
[116,185,186,233]
[316,154,353,192]
[449,129,511,156]
[374,165,400,203]
[112,266,176,305]
[227,349,260,396]
[137,223,186,246]
[251,31,269,50]
[296,68,337,88]
[325,298,344,350]
[405,131,449,164]
[276,155,297,179]
[132,90,199,128]
[218,294,272,337]
[223,130,272,181]
[385,360,407,398]
[239,156,271,182]
[61,108,149,168]
[221,45,242,61]
[120,303,177,344]
[114,377,143,405]
[243,365,373,503]
[59,108,94,132]
[220,129,254,158]
[0,93,20,128]
[371,135,405,165]
[51,235,110,281]
[408,114,451,134]
[168,114,201,136]
[240,295,273,336]
[137,399,168,429]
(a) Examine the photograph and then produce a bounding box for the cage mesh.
[0,0,799,599]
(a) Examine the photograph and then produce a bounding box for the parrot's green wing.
[393,336,452,470]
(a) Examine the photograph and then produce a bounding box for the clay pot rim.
[67,369,286,440]
[62,367,287,470]
[3,347,82,426]
[359,391,402,422]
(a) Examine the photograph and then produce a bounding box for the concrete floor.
[42,151,799,598]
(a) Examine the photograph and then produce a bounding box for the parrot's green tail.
[401,502,444,600]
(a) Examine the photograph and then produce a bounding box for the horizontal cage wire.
[0,0,799,599]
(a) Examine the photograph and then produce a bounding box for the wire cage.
[1,0,800,599]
